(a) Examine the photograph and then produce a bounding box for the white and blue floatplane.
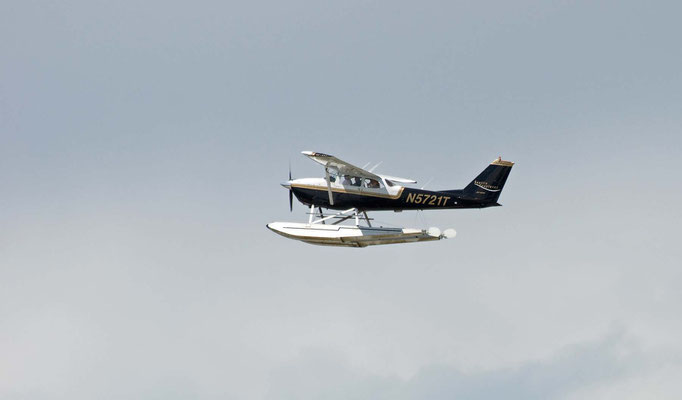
[267,151,514,248]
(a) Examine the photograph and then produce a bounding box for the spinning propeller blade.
[288,163,293,212]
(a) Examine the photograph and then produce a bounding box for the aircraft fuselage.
[288,180,497,211]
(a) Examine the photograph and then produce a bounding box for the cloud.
[265,329,676,400]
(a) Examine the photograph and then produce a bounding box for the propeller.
[288,164,293,212]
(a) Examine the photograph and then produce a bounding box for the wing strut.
[324,167,334,205]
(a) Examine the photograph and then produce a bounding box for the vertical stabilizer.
[461,157,514,203]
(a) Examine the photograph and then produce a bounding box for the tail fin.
[461,157,514,203]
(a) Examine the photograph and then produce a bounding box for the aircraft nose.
[281,181,293,189]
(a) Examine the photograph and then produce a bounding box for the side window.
[364,179,382,189]
[342,175,361,186]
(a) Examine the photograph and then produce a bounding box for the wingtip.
[301,150,334,157]
[491,157,514,167]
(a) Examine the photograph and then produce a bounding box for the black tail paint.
[454,158,514,204]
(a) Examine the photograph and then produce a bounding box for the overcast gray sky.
[2,1,682,399]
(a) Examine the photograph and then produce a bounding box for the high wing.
[301,151,381,180]
[379,175,417,184]
[301,151,416,183]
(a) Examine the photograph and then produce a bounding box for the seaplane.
[267,151,514,247]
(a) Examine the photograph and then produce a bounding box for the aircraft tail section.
[460,157,514,203]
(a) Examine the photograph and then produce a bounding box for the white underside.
[267,222,453,247]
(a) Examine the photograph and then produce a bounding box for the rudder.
[462,157,514,203]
